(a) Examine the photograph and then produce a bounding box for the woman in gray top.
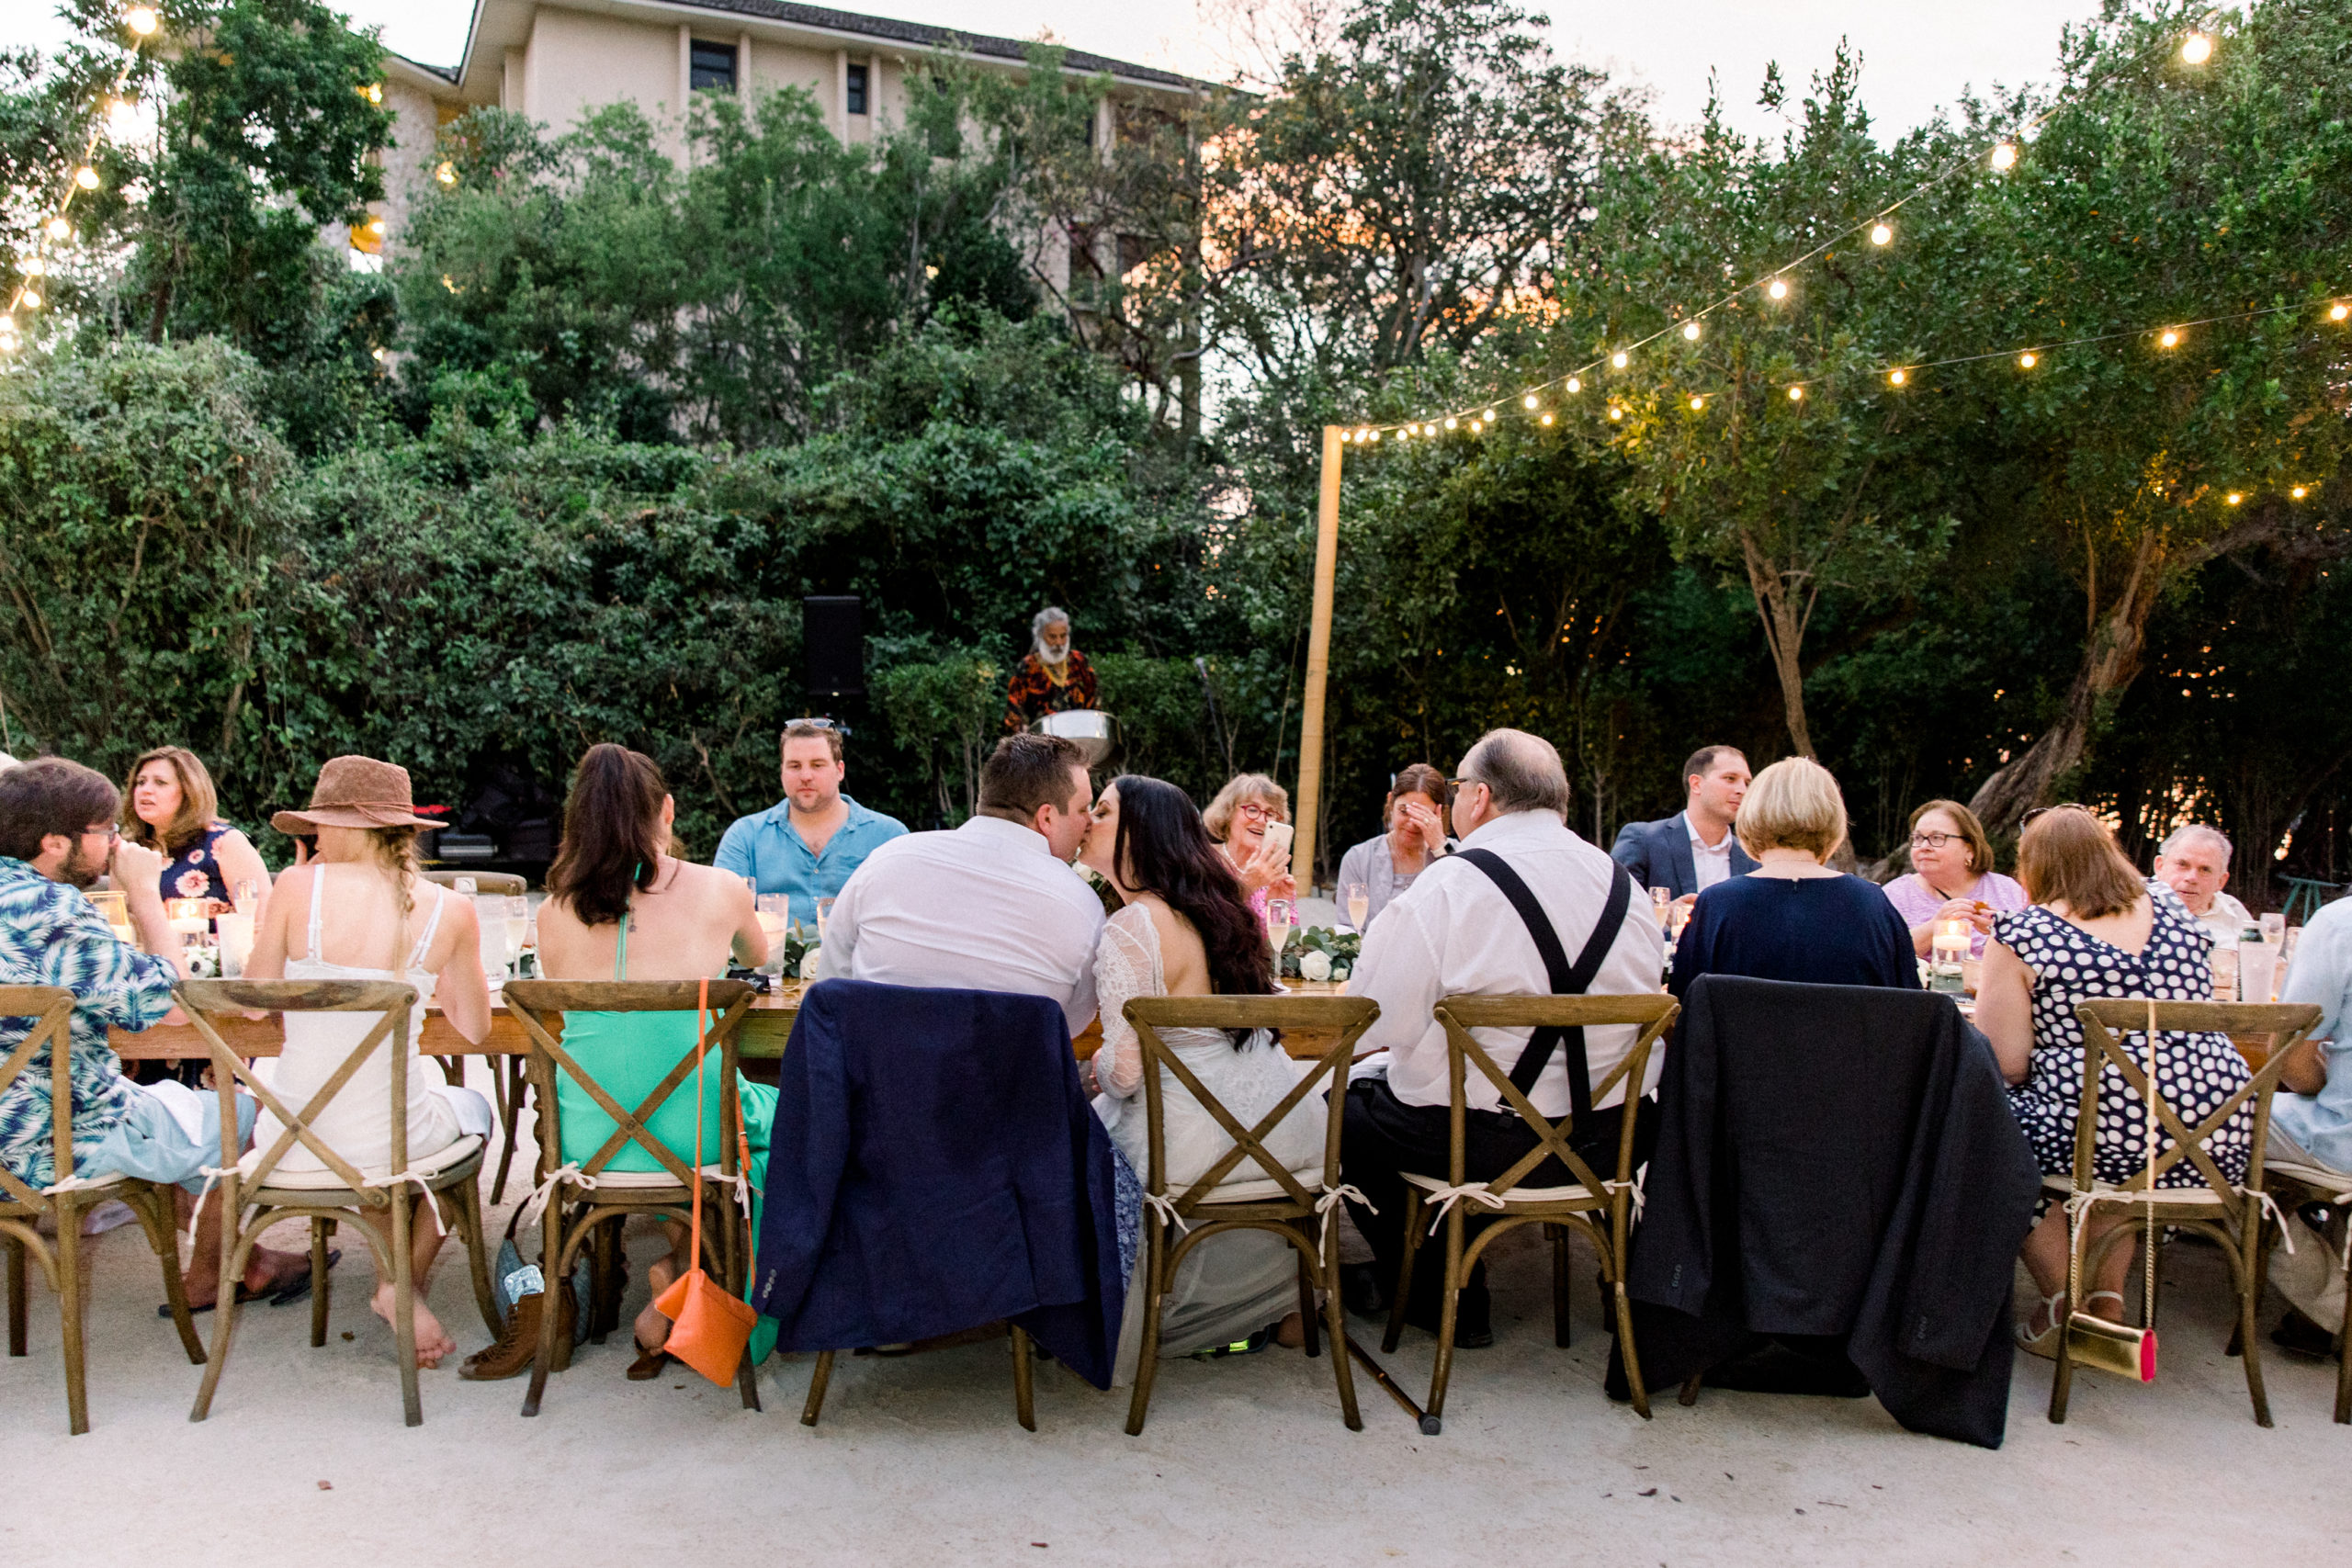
[1334,763,1453,931]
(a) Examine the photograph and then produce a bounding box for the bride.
[1079,774,1324,1381]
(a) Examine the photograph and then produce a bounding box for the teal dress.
[557,912,779,1360]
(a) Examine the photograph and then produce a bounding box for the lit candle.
[164,897,210,938]
[1930,919,1970,993]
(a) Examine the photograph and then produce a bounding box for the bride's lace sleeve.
[1092,904,1159,1100]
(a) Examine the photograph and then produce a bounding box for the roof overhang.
[399,0,1219,107]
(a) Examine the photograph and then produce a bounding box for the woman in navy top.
[1668,757,1918,1004]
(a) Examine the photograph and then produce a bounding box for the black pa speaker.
[804,595,865,698]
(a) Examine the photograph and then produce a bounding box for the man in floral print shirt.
[0,760,184,1187]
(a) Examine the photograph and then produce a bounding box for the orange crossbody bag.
[653,978,758,1384]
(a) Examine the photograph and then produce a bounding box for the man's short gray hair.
[1459,728,1571,818]
[2159,823,2233,863]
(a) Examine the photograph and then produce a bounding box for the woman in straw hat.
[239,755,496,1368]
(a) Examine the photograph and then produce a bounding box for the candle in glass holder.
[1929,919,1970,993]
[164,897,210,939]
[89,889,134,944]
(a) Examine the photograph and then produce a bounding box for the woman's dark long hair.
[1112,775,1276,1008]
[547,743,668,927]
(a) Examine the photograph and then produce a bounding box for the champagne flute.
[1345,881,1369,932]
[1266,897,1295,957]
[1649,886,1673,931]
[816,897,836,946]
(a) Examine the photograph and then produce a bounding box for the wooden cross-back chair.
[1116,993,1380,1437]
[178,979,499,1427]
[1383,992,1678,1434]
[0,986,206,1434]
[501,979,761,1418]
[2052,998,2323,1427]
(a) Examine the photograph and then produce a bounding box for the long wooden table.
[108,979,1358,1063]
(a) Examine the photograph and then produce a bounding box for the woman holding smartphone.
[1203,773,1296,919]
[1334,764,1452,932]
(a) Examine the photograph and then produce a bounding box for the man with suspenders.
[1340,729,1667,1347]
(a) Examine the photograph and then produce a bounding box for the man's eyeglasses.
[82,823,120,843]
[1447,775,1483,793]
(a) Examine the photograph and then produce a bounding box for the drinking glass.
[1265,897,1295,956]
[216,910,255,977]
[473,894,512,976]
[1345,882,1369,931]
[2259,911,2286,946]
[502,896,530,976]
[815,897,836,945]
[1649,886,1673,931]
[89,889,133,945]
[2240,942,2279,1006]
[755,894,790,973]
[2281,925,2302,975]
[233,878,262,913]
[1666,901,1691,942]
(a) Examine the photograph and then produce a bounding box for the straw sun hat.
[270,755,440,835]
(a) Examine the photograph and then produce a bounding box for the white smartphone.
[1261,820,1295,860]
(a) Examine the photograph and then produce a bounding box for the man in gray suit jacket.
[1611,745,1757,904]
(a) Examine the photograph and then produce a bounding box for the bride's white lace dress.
[1092,902,1325,1383]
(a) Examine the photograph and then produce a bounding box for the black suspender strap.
[1453,848,1634,1126]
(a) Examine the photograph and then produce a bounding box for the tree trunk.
[1740,533,1815,759]
[1969,530,2167,830]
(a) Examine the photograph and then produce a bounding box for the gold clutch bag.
[2064,1309,2156,1382]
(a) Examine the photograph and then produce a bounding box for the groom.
[816,733,1105,1036]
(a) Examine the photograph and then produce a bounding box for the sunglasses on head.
[2018,803,2091,826]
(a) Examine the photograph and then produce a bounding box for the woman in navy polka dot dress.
[1973,807,2254,1356]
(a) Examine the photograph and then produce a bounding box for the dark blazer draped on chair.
[1623,975,2041,1447]
[752,978,1125,1390]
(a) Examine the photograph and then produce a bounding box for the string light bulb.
[1870,222,1893,246]
[2181,32,2212,65]
[2291,486,2308,500]
[1690,396,1704,412]
[2226,491,2243,505]
[74,166,99,190]
[1889,368,1907,386]
[1611,350,1629,368]
[46,217,68,241]
[2159,328,2179,347]
[125,6,159,35]
[363,84,384,105]
[1444,416,1457,430]
[2018,351,2038,368]
[1788,385,1804,400]
[435,161,458,186]
[1607,405,1623,421]
[1768,278,1790,300]
[1367,431,1378,443]
[19,289,39,310]
[1540,412,1555,426]
[1523,393,1539,410]
[23,257,43,278]
[2332,302,2349,321]
[1681,321,1702,341]
[1990,142,2018,171]
[1565,377,1581,394]
[1483,409,1496,422]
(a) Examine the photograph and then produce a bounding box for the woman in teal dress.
[534,743,776,1378]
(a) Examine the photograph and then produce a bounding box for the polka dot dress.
[1995,881,2254,1190]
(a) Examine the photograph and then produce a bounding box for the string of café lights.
[1343,25,2351,507]
[0,7,163,355]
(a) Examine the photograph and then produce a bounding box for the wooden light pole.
[1291,425,1343,892]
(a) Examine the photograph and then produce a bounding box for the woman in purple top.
[1880,799,2027,958]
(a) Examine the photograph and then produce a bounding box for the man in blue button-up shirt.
[715,722,907,927]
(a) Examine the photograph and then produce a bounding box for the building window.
[690,39,737,93]
[845,62,868,116]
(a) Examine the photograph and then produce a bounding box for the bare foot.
[1273,1311,1306,1349]
[372,1281,458,1369]
[633,1257,678,1354]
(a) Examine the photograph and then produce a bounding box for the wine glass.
[1649,886,1673,931]
[1265,897,1295,956]
[1345,881,1369,932]
[502,896,530,977]
[815,897,836,945]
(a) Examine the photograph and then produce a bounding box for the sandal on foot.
[268,1250,340,1307]
[159,1280,268,1317]
[2016,1290,2067,1359]
[628,1337,673,1381]
[2080,1290,2128,1324]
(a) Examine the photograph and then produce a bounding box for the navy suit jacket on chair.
[1610,812,1758,900]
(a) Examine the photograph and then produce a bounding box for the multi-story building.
[372,0,1212,320]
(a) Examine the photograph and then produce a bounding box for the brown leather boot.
[460,1280,576,1382]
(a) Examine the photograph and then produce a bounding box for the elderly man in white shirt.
[2152,823,2254,947]
[1340,728,1665,1346]
[816,733,1106,1035]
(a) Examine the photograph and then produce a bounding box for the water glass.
[216,910,255,977]
[2259,911,2286,946]
[755,894,790,973]
[815,896,836,945]
[473,894,513,976]
[2240,942,2279,1007]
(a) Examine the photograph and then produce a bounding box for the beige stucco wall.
[522,8,687,151]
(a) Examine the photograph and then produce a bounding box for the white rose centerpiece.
[1299,949,1333,983]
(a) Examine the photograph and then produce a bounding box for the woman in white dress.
[240,755,494,1368]
[1080,775,1324,1379]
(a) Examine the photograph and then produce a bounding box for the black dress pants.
[1340,1077,1653,1333]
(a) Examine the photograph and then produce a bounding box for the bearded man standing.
[1003,606,1099,732]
